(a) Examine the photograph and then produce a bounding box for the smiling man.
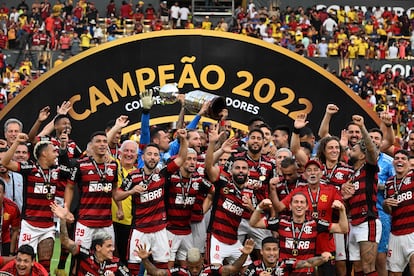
[250,194,348,275]
[244,236,332,276]
[383,149,414,275]
[0,245,48,275]
[51,203,130,276]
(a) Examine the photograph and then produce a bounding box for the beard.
[248,144,262,155]
[144,159,157,170]
[233,173,248,185]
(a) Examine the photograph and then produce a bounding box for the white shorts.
[209,234,252,266]
[167,230,193,262]
[334,233,348,261]
[75,221,115,249]
[128,228,170,264]
[386,232,414,272]
[238,218,272,249]
[349,219,382,261]
[18,219,55,254]
[191,220,207,254]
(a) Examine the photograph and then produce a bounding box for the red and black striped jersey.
[17,161,66,228]
[69,157,118,227]
[191,153,211,223]
[225,151,275,219]
[281,184,342,254]
[166,167,212,235]
[120,161,178,233]
[208,172,248,245]
[244,259,297,276]
[77,245,128,276]
[385,170,414,235]
[321,162,354,191]
[265,217,331,274]
[348,163,378,225]
[50,137,82,159]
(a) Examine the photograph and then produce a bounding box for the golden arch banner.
[0,30,380,147]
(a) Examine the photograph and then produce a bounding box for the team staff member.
[1,133,69,272]
[250,195,348,275]
[136,239,255,276]
[244,236,332,276]
[65,131,118,249]
[111,139,138,264]
[51,202,130,276]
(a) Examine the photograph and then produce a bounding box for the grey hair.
[91,230,112,250]
[120,140,138,152]
[188,148,197,155]
[4,118,23,133]
[276,147,292,158]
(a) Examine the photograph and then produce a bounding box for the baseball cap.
[304,160,323,170]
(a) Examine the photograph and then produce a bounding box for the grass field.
[50,239,72,275]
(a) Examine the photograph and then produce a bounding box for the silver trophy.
[158,83,226,120]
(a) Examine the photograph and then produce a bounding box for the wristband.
[292,127,301,134]
[142,109,150,114]
[255,205,263,212]
[384,123,392,127]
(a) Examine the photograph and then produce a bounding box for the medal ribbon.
[91,158,107,182]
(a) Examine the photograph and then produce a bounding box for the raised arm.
[249,199,273,229]
[106,115,130,146]
[352,114,378,165]
[171,129,188,168]
[290,113,310,167]
[135,244,168,276]
[318,104,339,138]
[50,202,79,256]
[1,133,27,172]
[379,111,395,156]
[221,239,255,276]
[28,106,51,143]
[205,125,224,182]
[329,200,349,234]
[38,101,72,137]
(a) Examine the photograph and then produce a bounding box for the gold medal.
[46,193,53,200]
[223,187,229,194]
[292,249,299,257]
[266,268,273,273]
[103,186,109,193]
[312,212,319,219]
[259,175,266,182]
